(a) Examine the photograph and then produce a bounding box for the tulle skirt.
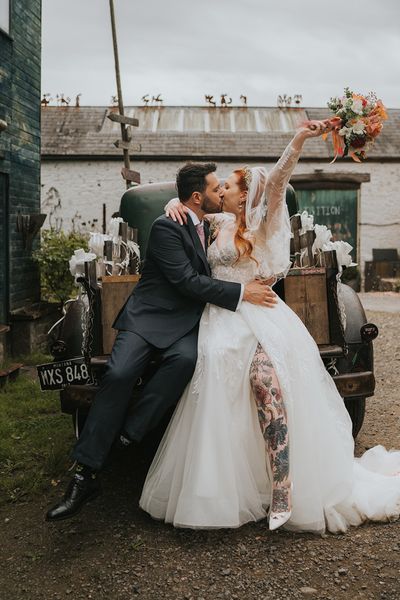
[139,298,400,533]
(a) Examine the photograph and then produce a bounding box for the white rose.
[339,126,351,137]
[351,120,366,135]
[351,99,363,115]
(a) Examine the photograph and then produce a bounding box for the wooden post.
[84,260,98,287]
[102,203,106,234]
[300,230,316,267]
[291,215,302,254]
[119,221,128,242]
[320,250,339,269]
[109,0,132,188]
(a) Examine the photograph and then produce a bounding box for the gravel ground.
[0,305,399,600]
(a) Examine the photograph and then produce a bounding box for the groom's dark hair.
[176,162,217,202]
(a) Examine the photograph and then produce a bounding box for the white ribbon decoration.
[88,232,112,257]
[312,224,333,255]
[322,240,356,269]
[69,249,97,281]
[300,210,314,233]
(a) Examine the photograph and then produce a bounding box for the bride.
[139,121,400,534]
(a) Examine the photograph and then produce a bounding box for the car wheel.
[344,397,366,439]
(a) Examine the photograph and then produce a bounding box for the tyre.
[344,396,366,439]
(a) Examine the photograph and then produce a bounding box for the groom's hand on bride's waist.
[243,280,278,307]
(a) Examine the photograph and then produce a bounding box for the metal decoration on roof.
[40,105,397,160]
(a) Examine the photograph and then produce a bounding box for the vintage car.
[38,182,378,440]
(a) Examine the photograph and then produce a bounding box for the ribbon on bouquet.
[301,117,344,163]
[322,117,345,163]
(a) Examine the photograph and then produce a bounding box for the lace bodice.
[208,235,257,285]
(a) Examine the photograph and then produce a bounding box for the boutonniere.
[207,220,220,248]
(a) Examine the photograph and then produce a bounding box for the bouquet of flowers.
[325,87,388,162]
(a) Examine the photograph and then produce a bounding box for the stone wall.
[41,158,400,270]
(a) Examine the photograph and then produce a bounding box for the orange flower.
[370,100,388,121]
[365,119,383,138]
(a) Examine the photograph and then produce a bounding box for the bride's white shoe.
[269,509,292,531]
[269,483,293,531]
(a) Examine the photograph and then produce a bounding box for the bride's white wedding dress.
[139,143,400,534]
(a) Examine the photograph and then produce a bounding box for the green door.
[296,189,358,262]
[0,174,9,323]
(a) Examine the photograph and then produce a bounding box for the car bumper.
[332,371,375,398]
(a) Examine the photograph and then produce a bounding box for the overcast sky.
[41,0,400,108]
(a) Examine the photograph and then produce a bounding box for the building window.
[0,0,10,34]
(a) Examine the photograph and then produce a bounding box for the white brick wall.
[41,159,400,270]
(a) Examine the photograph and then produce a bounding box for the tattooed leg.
[249,343,291,513]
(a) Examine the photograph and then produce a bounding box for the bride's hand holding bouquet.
[292,119,337,152]
[296,119,337,139]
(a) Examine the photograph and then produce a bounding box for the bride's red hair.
[232,169,257,264]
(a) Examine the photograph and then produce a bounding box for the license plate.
[37,357,93,391]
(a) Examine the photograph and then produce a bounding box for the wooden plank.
[287,267,326,277]
[121,167,141,184]
[101,275,140,284]
[372,249,398,261]
[107,113,139,127]
[373,261,398,278]
[113,140,142,152]
[284,271,330,344]
[101,277,139,353]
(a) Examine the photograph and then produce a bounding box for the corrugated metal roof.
[41,106,400,160]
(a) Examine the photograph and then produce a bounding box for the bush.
[33,229,89,304]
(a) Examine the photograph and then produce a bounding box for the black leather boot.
[46,469,101,522]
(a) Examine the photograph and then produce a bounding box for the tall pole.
[109,0,131,188]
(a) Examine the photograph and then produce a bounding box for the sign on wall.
[296,189,358,262]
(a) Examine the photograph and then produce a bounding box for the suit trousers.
[72,328,198,471]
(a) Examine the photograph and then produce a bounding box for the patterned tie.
[195,222,206,251]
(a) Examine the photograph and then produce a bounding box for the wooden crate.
[101,275,140,354]
[284,267,330,345]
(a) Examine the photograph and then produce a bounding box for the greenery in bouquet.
[33,229,89,304]
[326,87,388,162]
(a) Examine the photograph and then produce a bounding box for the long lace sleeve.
[265,141,302,214]
[247,140,302,279]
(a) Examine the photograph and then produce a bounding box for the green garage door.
[0,174,9,323]
[296,189,358,262]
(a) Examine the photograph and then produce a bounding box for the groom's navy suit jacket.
[113,215,241,349]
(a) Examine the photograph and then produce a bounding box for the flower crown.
[243,167,252,189]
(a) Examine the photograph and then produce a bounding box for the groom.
[46,162,277,522]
